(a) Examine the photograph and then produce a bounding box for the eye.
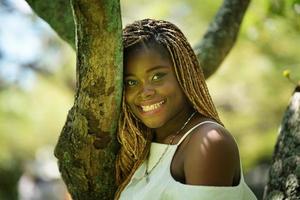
[125,79,138,87]
[152,73,166,81]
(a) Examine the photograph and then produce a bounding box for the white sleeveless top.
[119,121,257,200]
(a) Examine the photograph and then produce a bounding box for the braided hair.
[115,19,222,199]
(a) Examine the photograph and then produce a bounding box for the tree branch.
[194,0,251,79]
[25,0,75,49]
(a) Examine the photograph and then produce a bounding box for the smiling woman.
[124,42,192,130]
[114,19,257,200]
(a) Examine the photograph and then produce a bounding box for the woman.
[115,19,257,200]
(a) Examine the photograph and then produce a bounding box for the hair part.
[114,18,222,199]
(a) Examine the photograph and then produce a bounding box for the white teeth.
[141,101,164,112]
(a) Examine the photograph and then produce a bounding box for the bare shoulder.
[183,121,240,186]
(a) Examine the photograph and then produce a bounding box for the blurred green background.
[0,0,299,199]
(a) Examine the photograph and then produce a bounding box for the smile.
[141,100,165,112]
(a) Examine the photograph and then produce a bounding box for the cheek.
[165,81,188,104]
[124,89,136,107]
[124,91,131,105]
[124,92,135,113]
[162,79,183,97]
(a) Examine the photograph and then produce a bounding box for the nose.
[139,84,155,100]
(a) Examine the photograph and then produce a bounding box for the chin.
[141,119,165,129]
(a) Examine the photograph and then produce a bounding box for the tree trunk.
[263,85,300,200]
[53,0,122,199]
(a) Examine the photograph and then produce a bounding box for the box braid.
[115,19,223,199]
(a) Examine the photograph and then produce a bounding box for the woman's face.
[124,44,191,129]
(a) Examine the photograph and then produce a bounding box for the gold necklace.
[143,111,197,183]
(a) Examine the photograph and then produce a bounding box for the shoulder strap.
[176,121,222,146]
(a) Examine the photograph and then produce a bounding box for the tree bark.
[24,0,250,78]
[263,85,300,200]
[53,0,122,199]
[194,0,251,78]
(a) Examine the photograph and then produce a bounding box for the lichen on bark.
[264,86,300,200]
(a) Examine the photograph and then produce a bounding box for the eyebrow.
[125,65,170,77]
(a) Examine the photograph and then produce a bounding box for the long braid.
[114,19,222,199]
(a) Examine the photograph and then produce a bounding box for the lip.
[137,99,166,116]
[139,99,166,106]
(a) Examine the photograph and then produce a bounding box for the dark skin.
[124,43,240,187]
[170,116,241,186]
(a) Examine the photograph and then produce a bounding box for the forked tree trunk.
[25,0,250,79]
[53,0,123,199]
[263,86,300,200]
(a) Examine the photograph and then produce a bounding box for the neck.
[153,107,195,144]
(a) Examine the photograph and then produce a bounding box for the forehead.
[124,42,173,74]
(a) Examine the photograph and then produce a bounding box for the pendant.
[145,171,149,183]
